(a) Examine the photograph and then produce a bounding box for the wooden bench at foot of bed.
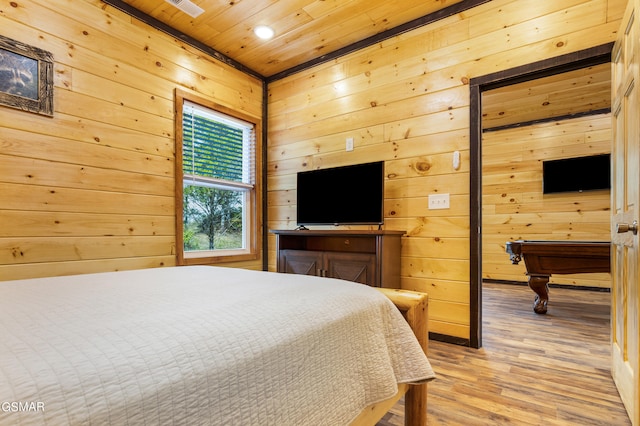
[351,288,430,426]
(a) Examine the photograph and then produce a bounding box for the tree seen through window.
[181,100,254,253]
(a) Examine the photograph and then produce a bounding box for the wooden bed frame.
[351,288,430,426]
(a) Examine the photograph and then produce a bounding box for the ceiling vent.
[164,0,204,18]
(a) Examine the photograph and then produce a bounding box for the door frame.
[468,43,614,349]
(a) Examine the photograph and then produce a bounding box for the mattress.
[0,265,434,425]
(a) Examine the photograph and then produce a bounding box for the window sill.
[181,250,258,265]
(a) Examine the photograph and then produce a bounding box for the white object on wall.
[453,150,461,170]
[428,193,450,209]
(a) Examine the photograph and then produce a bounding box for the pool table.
[505,240,611,314]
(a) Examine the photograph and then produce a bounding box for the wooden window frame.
[174,89,261,265]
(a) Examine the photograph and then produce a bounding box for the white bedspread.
[0,266,434,425]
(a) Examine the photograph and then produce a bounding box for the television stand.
[270,229,405,288]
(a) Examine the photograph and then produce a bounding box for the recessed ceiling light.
[254,25,274,40]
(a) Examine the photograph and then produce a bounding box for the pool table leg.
[528,275,549,314]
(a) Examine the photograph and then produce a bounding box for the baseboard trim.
[429,332,470,347]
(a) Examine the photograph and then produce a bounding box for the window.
[175,91,261,264]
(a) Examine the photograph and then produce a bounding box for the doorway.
[468,43,614,348]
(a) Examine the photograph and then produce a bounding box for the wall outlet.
[346,137,354,151]
[428,193,450,209]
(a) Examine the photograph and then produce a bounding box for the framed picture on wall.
[0,34,53,117]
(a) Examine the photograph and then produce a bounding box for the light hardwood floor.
[378,283,631,425]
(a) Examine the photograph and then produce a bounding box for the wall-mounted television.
[542,153,611,194]
[296,161,384,226]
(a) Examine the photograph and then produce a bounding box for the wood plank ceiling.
[110,0,611,125]
[113,0,465,78]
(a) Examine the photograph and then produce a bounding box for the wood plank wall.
[267,0,625,340]
[482,114,612,289]
[0,0,263,281]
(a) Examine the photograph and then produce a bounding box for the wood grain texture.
[267,0,625,340]
[0,0,263,280]
[377,288,430,426]
[482,63,611,129]
[117,0,466,77]
[377,283,630,425]
[0,0,625,342]
[482,114,612,289]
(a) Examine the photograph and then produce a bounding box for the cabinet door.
[325,252,377,286]
[279,249,322,276]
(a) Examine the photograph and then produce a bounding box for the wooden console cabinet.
[271,230,405,288]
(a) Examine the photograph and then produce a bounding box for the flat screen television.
[542,153,611,194]
[296,161,384,226]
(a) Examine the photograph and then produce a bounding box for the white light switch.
[346,137,354,151]
[428,193,450,209]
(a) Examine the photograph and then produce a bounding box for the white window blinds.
[182,100,255,189]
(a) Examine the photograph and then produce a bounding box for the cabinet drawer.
[305,236,376,253]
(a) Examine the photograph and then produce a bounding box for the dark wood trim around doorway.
[468,43,614,349]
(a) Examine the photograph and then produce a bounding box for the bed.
[0,265,434,425]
